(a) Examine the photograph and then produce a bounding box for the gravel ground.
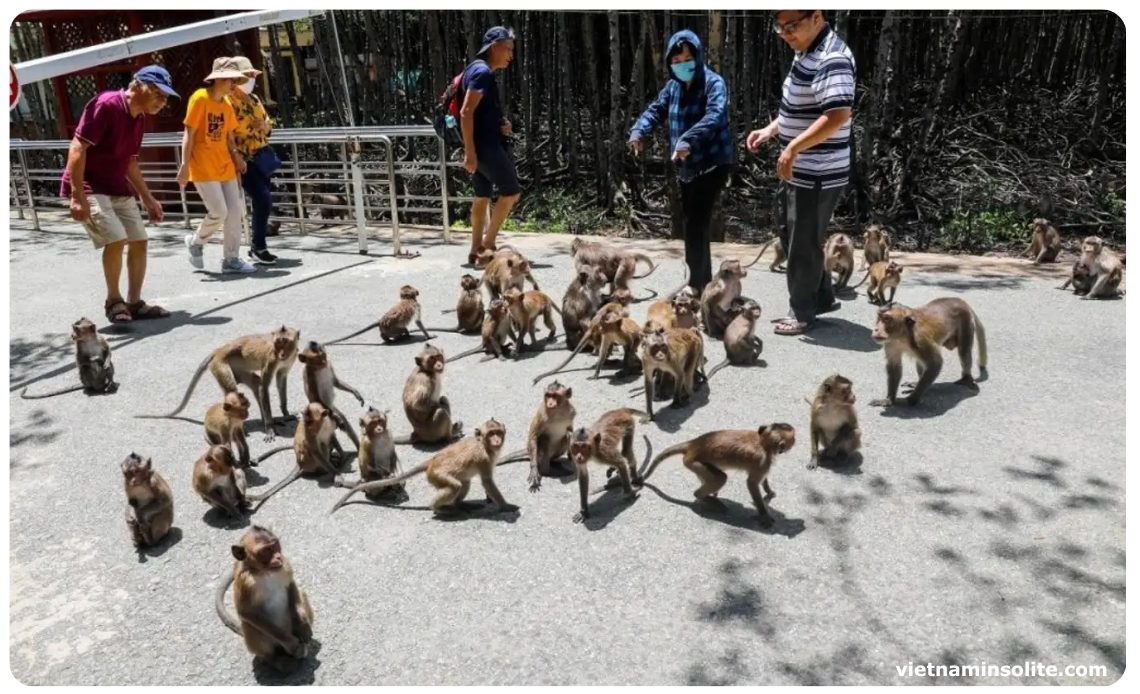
[8,216,1125,685]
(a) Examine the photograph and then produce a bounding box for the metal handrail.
[9,125,462,254]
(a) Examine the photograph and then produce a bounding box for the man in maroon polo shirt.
[61,65,179,323]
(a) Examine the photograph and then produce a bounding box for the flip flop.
[774,318,814,336]
[127,300,170,319]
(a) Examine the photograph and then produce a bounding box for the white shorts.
[82,195,148,249]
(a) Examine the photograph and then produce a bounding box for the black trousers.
[679,165,732,291]
[777,181,844,323]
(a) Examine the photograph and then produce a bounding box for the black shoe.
[249,248,277,265]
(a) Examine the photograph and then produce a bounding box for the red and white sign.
[10,65,19,111]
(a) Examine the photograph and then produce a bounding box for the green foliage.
[941,210,1026,252]
[1100,191,1126,219]
[449,189,599,235]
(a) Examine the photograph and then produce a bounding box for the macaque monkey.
[530,301,631,385]
[1059,260,1094,295]
[569,237,657,295]
[332,407,405,502]
[502,287,560,347]
[20,317,118,399]
[136,326,300,442]
[700,259,746,338]
[479,246,540,288]
[395,343,463,444]
[852,260,903,305]
[870,298,988,408]
[215,526,315,673]
[592,310,643,380]
[1022,218,1062,264]
[298,340,364,451]
[247,402,343,510]
[121,453,174,549]
[204,392,252,468]
[330,419,518,516]
[326,285,430,345]
[744,236,786,272]
[806,374,862,470]
[192,445,250,517]
[482,253,538,300]
[706,299,763,380]
[862,224,891,268]
[639,326,705,419]
[561,266,607,351]
[432,274,484,334]
[498,381,577,492]
[567,408,649,523]
[445,299,517,363]
[670,288,701,330]
[824,233,857,289]
[1075,235,1124,300]
[640,424,796,529]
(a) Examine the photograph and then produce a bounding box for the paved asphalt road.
[8,218,1125,685]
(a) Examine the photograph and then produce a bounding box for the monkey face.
[273,328,300,360]
[720,259,745,279]
[612,288,634,306]
[206,446,236,474]
[71,318,97,341]
[823,375,856,404]
[235,528,285,570]
[121,453,153,487]
[760,424,796,454]
[461,274,480,290]
[871,310,906,343]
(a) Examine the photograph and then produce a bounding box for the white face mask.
[238,79,255,95]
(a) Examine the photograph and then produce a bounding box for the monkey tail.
[214,570,243,636]
[972,311,988,370]
[620,408,652,424]
[329,462,429,514]
[531,333,592,385]
[324,320,382,347]
[744,239,776,269]
[247,466,303,507]
[496,448,530,466]
[445,344,487,364]
[19,383,87,400]
[632,253,657,279]
[850,268,872,289]
[641,441,689,483]
[705,358,732,381]
[255,445,293,464]
[134,353,211,419]
[422,326,466,333]
[663,261,692,301]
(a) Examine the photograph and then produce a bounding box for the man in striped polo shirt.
[748,11,855,336]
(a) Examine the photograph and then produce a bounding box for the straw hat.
[231,55,262,78]
[204,57,249,84]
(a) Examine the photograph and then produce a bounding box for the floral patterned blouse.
[227,93,273,158]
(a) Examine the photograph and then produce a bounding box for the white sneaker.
[185,235,204,269]
[221,257,258,274]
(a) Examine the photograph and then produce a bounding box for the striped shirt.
[777,26,856,189]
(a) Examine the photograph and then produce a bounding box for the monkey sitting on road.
[192,445,250,518]
[326,285,431,345]
[1074,235,1125,300]
[640,424,796,529]
[246,402,344,511]
[298,340,364,452]
[497,381,577,492]
[1059,260,1094,296]
[121,453,174,549]
[445,299,520,363]
[431,274,485,334]
[204,392,252,468]
[215,526,315,674]
[20,317,118,400]
[700,259,746,338]
[561,266,607,352]
[869,298,988,408]
[806,374,862,470]
[862,224,891,269]
[333,407,406,503]
[1023,218,1062,264]
[330,418,518,517]
[706,299,763,380]
[394,343,463,445]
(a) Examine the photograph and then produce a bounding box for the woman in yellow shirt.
[177,57,255,274]
[228,56,280,265]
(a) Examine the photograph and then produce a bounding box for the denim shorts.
[472,144,521,198]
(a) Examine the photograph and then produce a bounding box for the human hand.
[70,195,91,222]
[142,195,164,223]
[463,152,478,174]
[500,120,512,135]
[176,164,189,189]
[747,125,777,153]
[627,139,643,156]
[777,145,798,181]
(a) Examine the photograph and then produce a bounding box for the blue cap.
[477,26,514,55]
[133,65,180,99]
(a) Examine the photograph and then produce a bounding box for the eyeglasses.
[772,12,813,35]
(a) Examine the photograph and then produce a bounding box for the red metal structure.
[15,10,263,139]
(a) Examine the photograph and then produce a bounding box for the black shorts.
[472,144,521,199]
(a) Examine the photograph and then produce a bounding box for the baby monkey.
[326,285,430,345]
[806,374,862,470]
[216,526,315,674]
[641,424,796,529]
[432,274,485,334]
[332,407,406,503]
[204,392,252,468]
[192,444,250,518]
[121,453,174,549]
[502,287,560,347]
[862,224,891,268]
[568,408,649,524]
[20,317,118,399]
[1022,218,1062,264]
[706,298,763,380]
[824,233,857,289]
[852,260,903,305]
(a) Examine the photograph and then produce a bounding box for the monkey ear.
[297,353,309,363]
[758,425,769,437]
[414,355,424,369]
[904,315,916,328]
[564,387,573,399]
[474,427,483,439]
[223,401,234,412]
[593,432,602,447]
[231,544,246,561]
[578,271,589,283]
[506,259,514,268]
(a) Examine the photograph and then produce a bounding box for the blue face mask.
[671,60,696,82]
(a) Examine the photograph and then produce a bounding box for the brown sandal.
[105,299,133,323]
[127,300,170,319]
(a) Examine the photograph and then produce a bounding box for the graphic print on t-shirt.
[207,112,225,141]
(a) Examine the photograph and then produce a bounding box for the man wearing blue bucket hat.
[61,65,179,323]
[458,26,520,265]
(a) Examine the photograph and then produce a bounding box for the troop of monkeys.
[19,220,1122,675]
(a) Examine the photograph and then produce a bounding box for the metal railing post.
[291,143,306,235]
[380,135,400,256]
[438,135,451,244]
[18,151,40,231]
[349,137,368,254]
